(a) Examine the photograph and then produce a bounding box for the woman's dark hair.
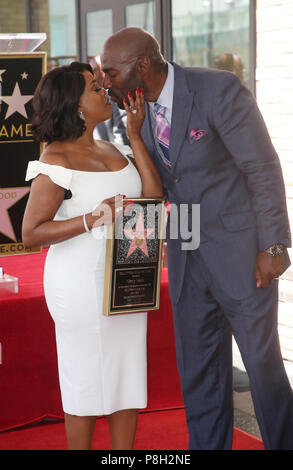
[31,62,93,143]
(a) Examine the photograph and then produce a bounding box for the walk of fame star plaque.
[103,198,166,315]
[0,50,46,256]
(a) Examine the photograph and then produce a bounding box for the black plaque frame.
[0,52,46,257]
[103,197,166,315]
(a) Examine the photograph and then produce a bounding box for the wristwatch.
[264,244,285,256]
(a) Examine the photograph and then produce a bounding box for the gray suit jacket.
[141,62,291,303]
[95,103,129,145]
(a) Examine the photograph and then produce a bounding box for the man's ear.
[136,57,151,76]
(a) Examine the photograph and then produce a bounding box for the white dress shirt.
[149,61,174,125]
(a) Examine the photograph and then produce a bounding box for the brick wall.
[30,0,51,57]
[0,0,26,33]
[256,0,293,360]
[0,0,50,57]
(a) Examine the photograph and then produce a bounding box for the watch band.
[264,244,284,256]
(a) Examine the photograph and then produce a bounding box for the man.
[93,100,129,145]
[90,57,129,145]
[100,28,293,450]
[214,53,245,82]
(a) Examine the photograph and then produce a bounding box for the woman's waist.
[46,233,107,269]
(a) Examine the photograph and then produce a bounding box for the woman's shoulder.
[26,143,73,189]
[39,143,70,169]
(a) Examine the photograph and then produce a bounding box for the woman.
[22,62,162,450]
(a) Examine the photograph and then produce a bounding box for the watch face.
[265,244,284,256]
[273,245,283,255]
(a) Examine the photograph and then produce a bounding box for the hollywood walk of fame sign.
[0,52,46,256]
[103,198,166,315]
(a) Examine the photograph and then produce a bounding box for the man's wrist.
[264,244,285,256]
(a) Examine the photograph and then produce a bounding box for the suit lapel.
[142,104,170,172]
[141,104,154,146]
[169,63,194,170]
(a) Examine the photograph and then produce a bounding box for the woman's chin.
[94,110,112,125]
[105,107,112,120]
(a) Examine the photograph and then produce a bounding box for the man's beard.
[109,91,136,110]
[108,77,144,110]
[107,90,124,109]
[116,98,125,110]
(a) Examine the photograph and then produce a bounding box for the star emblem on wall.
[124,211,155,259]
[1,82,33,120]
[0,188,30,241]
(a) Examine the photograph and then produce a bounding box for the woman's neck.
[75,125,96,147]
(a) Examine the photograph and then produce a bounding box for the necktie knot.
[154,103,166,115]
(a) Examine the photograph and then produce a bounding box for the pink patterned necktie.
[154,103,172,168]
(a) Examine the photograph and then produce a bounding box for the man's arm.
[212,72,291,285]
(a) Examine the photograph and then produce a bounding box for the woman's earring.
[79,111,85,121]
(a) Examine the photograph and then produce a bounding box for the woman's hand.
[122,88,163,198]
[90,194,124,228]
[123,88,145,140]
[88,195,134,230]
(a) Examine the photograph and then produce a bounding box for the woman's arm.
[22,173,86,248]
[22,156,122,248]
[124,89,163,198]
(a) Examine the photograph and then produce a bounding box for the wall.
[30,0,51,58]
[0,0,26,34]
[256,0,293,360]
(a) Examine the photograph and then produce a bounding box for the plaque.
[0,51,46,257]
[103,198,166,315]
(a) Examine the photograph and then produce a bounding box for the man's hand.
[254,251,286,288]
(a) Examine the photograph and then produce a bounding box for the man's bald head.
[101,28,168,108]
[102,27,165,69]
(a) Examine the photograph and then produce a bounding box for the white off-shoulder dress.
[25,145,147,416]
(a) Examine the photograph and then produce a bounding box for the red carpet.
[0,251,182,431]
[0,251,264,450]
[0,409,264,450]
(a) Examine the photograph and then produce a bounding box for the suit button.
[174,177,181,183]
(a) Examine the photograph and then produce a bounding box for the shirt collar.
[149,62,174,123]
[156,62,174,109]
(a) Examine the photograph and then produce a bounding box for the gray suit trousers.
[172,249,293,450]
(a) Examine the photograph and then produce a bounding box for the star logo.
[1,82,33,120]
[124,211,155,258]
[21,72,29,80]
[0,187,30,241]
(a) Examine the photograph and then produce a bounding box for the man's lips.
[109,94,118,103]
[107,91,123,103]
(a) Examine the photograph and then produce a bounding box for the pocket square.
[189,128,207,143]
